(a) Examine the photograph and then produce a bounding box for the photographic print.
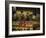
[12,7,40,31]
[5,1,45,37]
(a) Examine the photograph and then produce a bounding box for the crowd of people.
[13,10,33,21]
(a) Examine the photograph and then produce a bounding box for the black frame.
[5,1,45,38]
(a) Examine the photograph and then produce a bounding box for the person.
[26,12,30,21]
[20,11,25,21]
